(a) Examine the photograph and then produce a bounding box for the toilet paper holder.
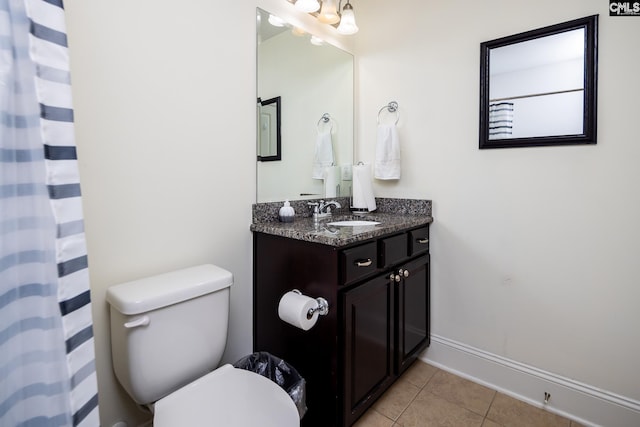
[292,289,329,318]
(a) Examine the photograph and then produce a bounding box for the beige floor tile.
[486,393,571,427]
[424,369,496,416]
[372,377,421,420]
[482,419,503,427]
[396,390,484,427]
[353,409,395,427]
[401,360,438,388]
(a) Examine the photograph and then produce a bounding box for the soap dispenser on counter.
[279,200,295,223]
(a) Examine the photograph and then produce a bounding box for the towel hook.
[377,101,400,125]
[318,113,331,125]
[317,113,334,131]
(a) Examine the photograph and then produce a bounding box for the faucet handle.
[307,202,319,213]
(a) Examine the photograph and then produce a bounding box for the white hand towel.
[374,124,401,180]
[352,163,377,211]
[312,129,334,179]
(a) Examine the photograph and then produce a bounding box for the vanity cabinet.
[253,223,430,427]
[342,243,430,426]
[342,273,395,425]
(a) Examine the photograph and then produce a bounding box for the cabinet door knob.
[417,238,429,244]
[355,258,372,267]
[399,269,410,278]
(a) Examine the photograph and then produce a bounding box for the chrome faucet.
[318,200,341,213]
[308,200,342,222]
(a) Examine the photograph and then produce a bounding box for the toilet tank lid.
[106,264,233,315]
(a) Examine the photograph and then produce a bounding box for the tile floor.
[353,361,584,427]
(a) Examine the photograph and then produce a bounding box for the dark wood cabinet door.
[396,254,430,375]
[342,274,395,427]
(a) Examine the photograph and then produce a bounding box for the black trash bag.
[233,351,307,419]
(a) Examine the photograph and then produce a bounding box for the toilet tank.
[106,264,233,405]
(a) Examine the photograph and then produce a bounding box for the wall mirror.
[479,15,598,149]
[257,96,281,161]
[256,7,354,203]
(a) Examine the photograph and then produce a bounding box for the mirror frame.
[257,96,282,161]
[479,15,598,149]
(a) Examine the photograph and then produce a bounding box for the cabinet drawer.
[409,226,430,256]
[379,233,408,268]
[341,242,377,285]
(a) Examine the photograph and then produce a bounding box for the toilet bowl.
[106,264,299,426]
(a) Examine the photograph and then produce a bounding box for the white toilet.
[106,264,300,426]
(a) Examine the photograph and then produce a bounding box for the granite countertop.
[251,198,433,247]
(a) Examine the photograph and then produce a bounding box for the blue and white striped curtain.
[488,102,514,139]
[1,0,99,426]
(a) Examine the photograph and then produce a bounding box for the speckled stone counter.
[250,198,433,247]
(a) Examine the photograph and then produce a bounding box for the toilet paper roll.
[278,291,319,331]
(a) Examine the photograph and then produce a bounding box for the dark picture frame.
[257,96,282,161]
[479,15,598,149]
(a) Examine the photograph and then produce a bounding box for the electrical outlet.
[341,165,352,181]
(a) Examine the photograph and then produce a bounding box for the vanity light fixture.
[318,0,340,24]
[289,0,359,35]
[295,0,320,13]
[268,14,286,27]
[291,26,306,36]
[336,1,358,35]
[310,35,325,46]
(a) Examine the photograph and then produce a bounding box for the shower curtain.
[488,101,514,139]
[1,0,99,425]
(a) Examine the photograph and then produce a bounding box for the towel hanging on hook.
[313,113,335,179]
[377,101,399,125]
[375,102,400,180]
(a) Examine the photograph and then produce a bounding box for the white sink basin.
[326,220,381,227]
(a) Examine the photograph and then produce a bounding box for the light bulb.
[268,14,285,27]
[291,27,306,37]
[337,3,359,35]
[318,0,340,24]
[295,0,320,13]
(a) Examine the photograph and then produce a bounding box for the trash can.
[233,351,307,419]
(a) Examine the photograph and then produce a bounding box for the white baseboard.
[421,334,640,427]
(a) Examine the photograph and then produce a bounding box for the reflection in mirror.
[257,96,281,161]
[479,15,598,149]
[490,29,585,139]
[256,8,354,202]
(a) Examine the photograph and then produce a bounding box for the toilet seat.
[153,364,300,427]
